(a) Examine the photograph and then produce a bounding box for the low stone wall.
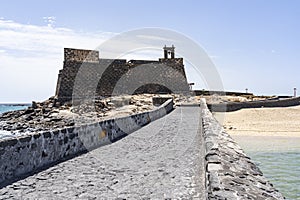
[201,99,285,199]
[209,96,300,112]
[0,99,174,185]
[193,90,253,96]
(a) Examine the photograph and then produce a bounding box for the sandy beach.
[214,105,300,138]
[214,105,300,153]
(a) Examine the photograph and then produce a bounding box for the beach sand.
[214,105,300,152]
[214,105,300,138]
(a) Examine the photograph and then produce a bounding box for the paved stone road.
[0,106,205,199]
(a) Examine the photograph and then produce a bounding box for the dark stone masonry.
[55,47,190,103]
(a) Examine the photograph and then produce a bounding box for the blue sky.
[0,0,300,102]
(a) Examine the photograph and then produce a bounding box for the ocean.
[233,135,300,200]
[0,104,30,114]
[0,104,30,139]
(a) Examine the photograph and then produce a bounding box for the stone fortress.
[55,46,190,103]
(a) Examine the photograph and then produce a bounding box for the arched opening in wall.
[133,83,173,95]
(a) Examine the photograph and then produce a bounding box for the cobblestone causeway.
[0,106,205,199]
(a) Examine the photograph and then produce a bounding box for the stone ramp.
[0,106,205,199]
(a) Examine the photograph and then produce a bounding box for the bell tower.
[163,45,175,59]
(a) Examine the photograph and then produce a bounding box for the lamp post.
[188,83,195,91]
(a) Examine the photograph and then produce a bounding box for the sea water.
[232,135,300,200]
[0,104,30,114]
[0,104,30,139]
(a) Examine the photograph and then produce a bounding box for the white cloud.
[137,34,176,42]
[0,19,115,55]
[0,19,115,102]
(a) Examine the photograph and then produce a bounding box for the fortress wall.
[200,99,284,199]
[0,99,174,185]
[64,48,99,63]
[55,48,189,103]
[193,90,253,96]
[120,60,189,95]
[97,59,131,96]
[55,62,81,100]
[209,96,300,112]
[56,59,128,101]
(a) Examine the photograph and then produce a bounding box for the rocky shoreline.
[0,94,190,139]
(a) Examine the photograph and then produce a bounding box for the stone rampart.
[209,96,300,112]
[0,99,174,185]
[64,48,99,63]
[201,99,284,199]
[193,90,253,96]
